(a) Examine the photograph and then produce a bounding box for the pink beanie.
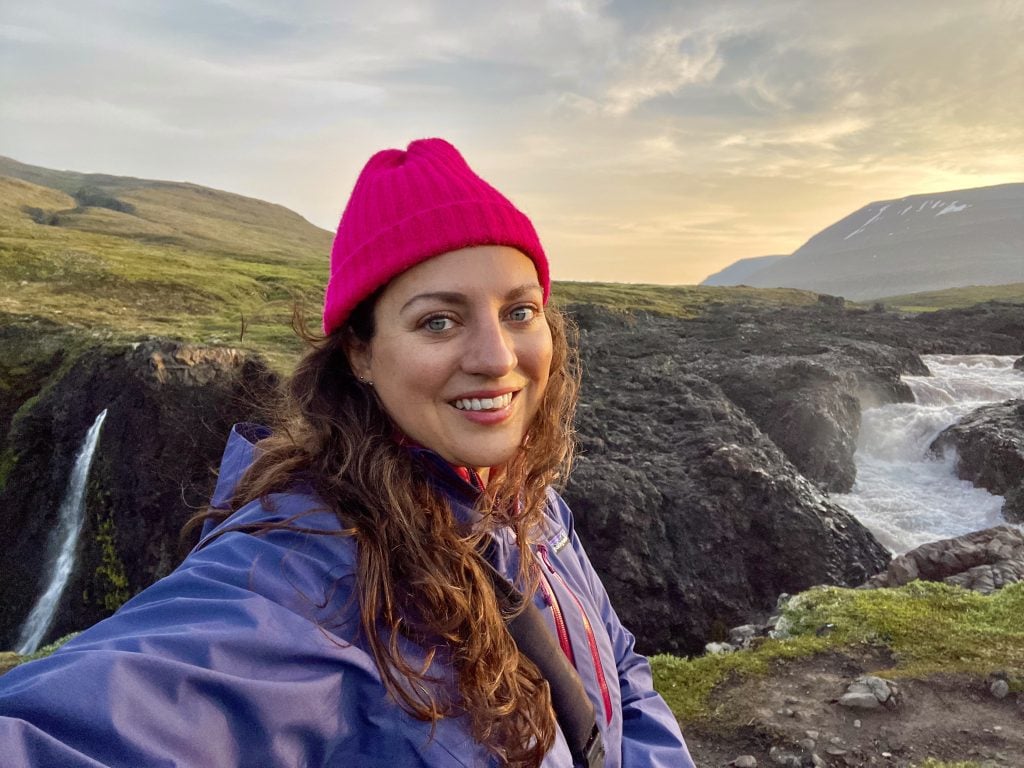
[322,138,550,334]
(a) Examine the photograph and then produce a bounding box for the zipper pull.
[537,543,556,573]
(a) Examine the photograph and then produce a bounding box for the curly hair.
[191,300,580,767]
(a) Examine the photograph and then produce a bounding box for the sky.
[2,0,1023,284]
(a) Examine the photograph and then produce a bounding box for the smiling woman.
[347,246,553,477]
[0,139,695,768]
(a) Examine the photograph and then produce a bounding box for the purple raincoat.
[0,424,694,767]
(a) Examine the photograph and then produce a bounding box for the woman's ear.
[343,332,373,382]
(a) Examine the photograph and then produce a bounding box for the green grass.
[551,280,822,318]
[875,283,1024,311]
[651,581,1024,724]
[0,170,328,370]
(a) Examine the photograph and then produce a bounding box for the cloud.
[601,29,724,116]
[2,0,1022,286]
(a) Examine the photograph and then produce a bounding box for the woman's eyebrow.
[400,284,542,313]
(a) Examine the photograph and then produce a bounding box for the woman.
[0,139,694,767]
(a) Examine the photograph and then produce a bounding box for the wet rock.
[991,679,1010,699]
[929,399,1024,521]
[1014,356,1024,370]
[863,525,1024,594]
[566,321,890,654]
[0,338,278,648]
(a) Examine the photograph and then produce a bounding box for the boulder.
[705,358,861,493]
[1015,356,1024,370]
[564,308,890,655]
[863,525,1024,594]
[929,399,1024,521]
[0,338,277,649]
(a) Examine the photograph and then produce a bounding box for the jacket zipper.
[536,565,575,665]
[537,545,613,725]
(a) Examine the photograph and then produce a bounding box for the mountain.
[702,183,1024,300]
[701,254,785,286]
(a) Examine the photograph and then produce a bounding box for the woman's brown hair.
[191,300,580,767]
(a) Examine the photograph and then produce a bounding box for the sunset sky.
[3,1,1022,284]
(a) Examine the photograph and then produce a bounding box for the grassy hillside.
[0,156,846,368]
[0,157,331,368]
[875,283,1024,311]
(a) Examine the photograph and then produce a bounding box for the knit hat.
[322,138,550,334]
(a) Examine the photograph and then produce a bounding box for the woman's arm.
[0,519,483,768]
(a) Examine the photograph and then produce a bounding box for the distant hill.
[0,156,334,367]
[702,255,785,286]
[702,183,1024,300]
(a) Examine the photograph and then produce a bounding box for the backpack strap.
[481,553,606,768]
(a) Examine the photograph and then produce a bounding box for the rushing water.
[834,355,1024,554]
[16,409,108,655]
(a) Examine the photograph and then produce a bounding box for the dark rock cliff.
[929,399,1024,522]
[562,307,892,654]
[2,300,1022,654]
[0,333,277,648]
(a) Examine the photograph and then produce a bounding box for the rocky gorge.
[2,299,1022,657]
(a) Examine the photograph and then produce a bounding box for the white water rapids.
[833,355,1024,554]
[16,409,108,655]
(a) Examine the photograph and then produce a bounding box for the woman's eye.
[508,306,536,322]
[424,316,453,332]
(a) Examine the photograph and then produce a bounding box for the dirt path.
[683,649,1023,767]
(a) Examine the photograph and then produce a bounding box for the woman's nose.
[463,317,517,377]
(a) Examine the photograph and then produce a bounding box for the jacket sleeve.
[0,518,482,768]
[549,492,696,768]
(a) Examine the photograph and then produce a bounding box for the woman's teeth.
[453,393,514,411]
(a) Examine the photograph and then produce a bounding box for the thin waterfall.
[15,409,108,655]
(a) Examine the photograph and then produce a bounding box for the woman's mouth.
[452,392,515,411]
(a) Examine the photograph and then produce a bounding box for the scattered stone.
[705,642,736,655]
[799,738,816,752]
[729,624,760,648]
[768,745,802,767]
[837,675,900,710]
[809,755,826,768]
[838,690,880,709]
[863,525,1024,595]
[731,756,758,768]
[804,730,819,740]
[825,746,848,757]
[991,679,1010,699]
[853,719,861,728]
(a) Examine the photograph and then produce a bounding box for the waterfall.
[834,355,1024,553]
[15,409,108,655]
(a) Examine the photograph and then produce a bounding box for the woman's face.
[347,245,553,476]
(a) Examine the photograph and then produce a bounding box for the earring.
[358,376,374,387]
